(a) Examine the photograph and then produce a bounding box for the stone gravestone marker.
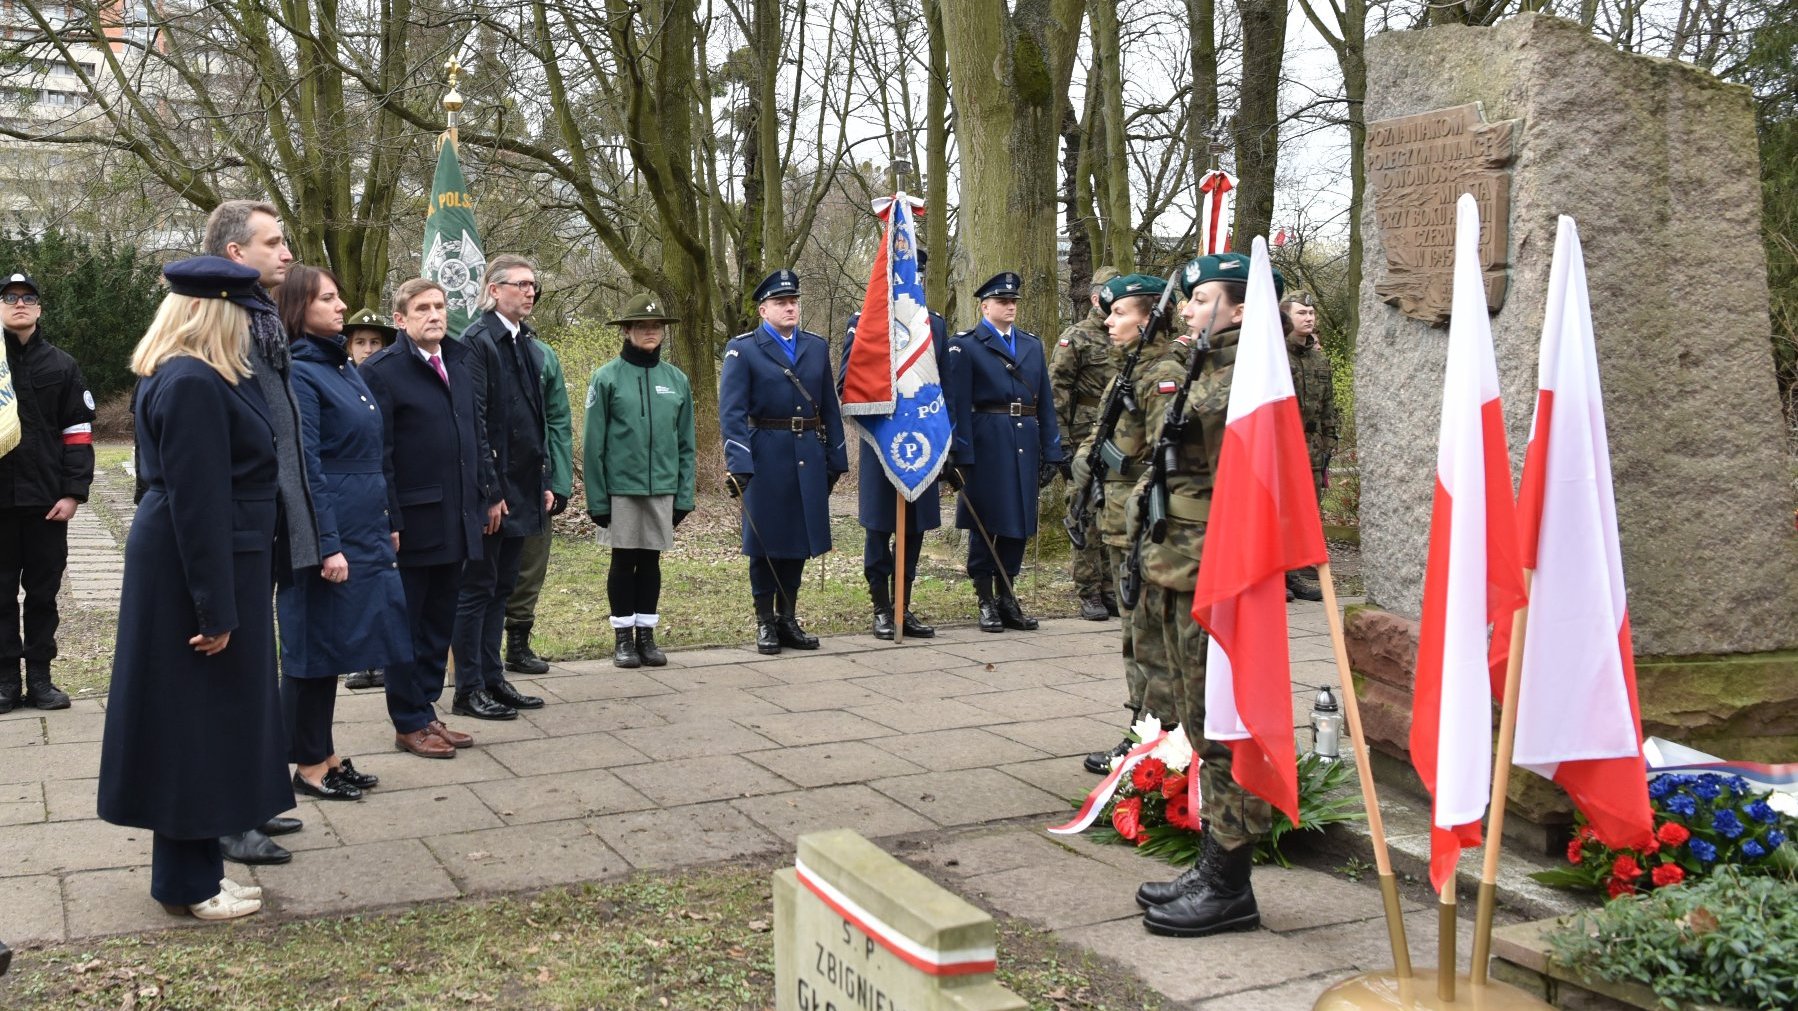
[773,829,1026,1011]
[1351,14,1798,835]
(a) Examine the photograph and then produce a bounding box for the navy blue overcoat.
[719,325,848,558]
[943,322,1064,540]
[98,357,294,839]
[275,335,413,678]
[840,310,947,533]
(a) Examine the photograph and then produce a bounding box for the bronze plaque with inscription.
[1366,103,1518,325]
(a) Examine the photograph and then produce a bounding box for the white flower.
[1151,725,1194,773]
[1767,790,1798,818]
[1130,713,1164,746]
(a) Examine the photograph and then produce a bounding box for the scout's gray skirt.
[596,494,674,551]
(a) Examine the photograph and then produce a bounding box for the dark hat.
[974,272,1022,300]
[0,272,38,296]
[1177,252,1284,300]
[162,256,263,306]
[754,269,801,302]
[610,292,680,327]
[1097,273,1167,313]
[343,308,396,339]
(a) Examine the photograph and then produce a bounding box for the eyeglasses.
[0,293,39,305]
[494,280,540,294]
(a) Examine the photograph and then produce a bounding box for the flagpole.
[1438,887,1457,1001]
[894,493,908,644]
[442,56,464,150]
[1472,572,1534,985]
[1317,562,1412,980]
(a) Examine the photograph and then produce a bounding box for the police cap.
[974,272,1022,300]
[753,269,800,303]
[162,256,264,308]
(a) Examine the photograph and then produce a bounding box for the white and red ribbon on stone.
[794,857,997,977]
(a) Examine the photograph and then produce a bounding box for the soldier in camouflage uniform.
[1129,253,1282,938]
[1075,274,1183,774]
[1052,267,1121,621]
[1281,290,1337,602]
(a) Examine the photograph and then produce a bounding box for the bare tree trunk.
[925,0,952,318]
[1233,0,1286,243]
[756,0,786,269]
[1062,102,1093,317]
[1074,66,1105,273]
[1091,0,1134,271]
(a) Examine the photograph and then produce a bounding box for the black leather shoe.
[756,620,782,655]
[259,816,303,837]
[776,617,820,650]
[452,689,518,721]
[872,609,896,640]
[1078,595,1109,621]
[1286,569,1324,602]
[1083,736,1134,775]
[1142,837,1260,937]
[294,769,362,801]
[978,599,1004,632]
[345,668,384,690]
[996,594,1038,630]
[490,679,544,710]
[331,758,379,791]
[900,611,935,638]
[221,829,292,866]
[0,674,20,715]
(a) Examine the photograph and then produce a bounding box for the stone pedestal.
[1352,15,1798,833]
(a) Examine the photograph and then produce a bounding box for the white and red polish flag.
[1198,170,1236,255]
[1410,194,1528,893]
[1491,216,1654,850]
[1190,236,1328,828]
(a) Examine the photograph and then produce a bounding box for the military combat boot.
[505,622,550,675]
[0,663,20,715]
[1078,593,1109,621]
[1084,707,1140,775]
[1141,833,1260,937]
[634,625,667,667]
[1286,568,1323,602]
[1135,820,1219,907]
[612,627,642,669]
[1101,590,1120,617]
[775,596,819,650]
[754,595,781,655]
[23,662,70,711]
[974,577,1003,633]
[870,581,896,641]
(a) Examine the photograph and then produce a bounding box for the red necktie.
[429,354,448,386]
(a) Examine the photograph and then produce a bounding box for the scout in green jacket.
[583,293,697,668]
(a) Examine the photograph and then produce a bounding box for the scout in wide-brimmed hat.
[609,293,680,327]
[342,308,396,366]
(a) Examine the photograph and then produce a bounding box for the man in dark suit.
[361,278,495,758]
[450,254,551,720]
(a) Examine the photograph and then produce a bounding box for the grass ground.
[0,862,1166,1011]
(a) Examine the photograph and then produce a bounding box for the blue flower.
[1747,799,1778,824]
[1742,839,1767,859]
[1649,776,1678,800]
[1667,794,1698,817]
[1768,830,1787,849]
[1690,838,1717,863]
[1693,776,1723,800]
[1713,810,1745,839]
[1727,776,1751,796]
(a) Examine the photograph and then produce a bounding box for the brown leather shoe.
[395,728,456,759]
[426,720,474,749]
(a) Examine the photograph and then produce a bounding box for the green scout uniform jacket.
[1132,325,1240,590]
[1050,308,1114,451]
[1286,336,1338,483]
[582,355,697,515]
[536,339,574,499]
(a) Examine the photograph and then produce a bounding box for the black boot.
[974,577,1003,633]
[1142,833,1260,937]
[613,627,642,669]
[1078,593,1109,621]
[900,610,935,638]
[23,662,69,711]
[505,622,551,675]
[1136,820,1220,907]
[870,582,896,640]
[754,594,781,655]
[776,596,819,650]
[634,626,667,667]
[1101,590,1120,617]
[0,664,19,715]
[1286,568,1323,602]
[996,592,1038,631]
[1083,735,1134,775]
[345,668,384,690]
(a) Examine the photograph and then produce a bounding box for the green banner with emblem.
[422,135,485,337]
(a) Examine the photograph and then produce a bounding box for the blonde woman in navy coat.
[98,257,293,922]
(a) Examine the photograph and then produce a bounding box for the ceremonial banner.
[1191,236,1328,827]
[1198,170,1236,255]
[1498,215,1653,850]
[422,136,486,337]
[1410,194,1527,892]
[840,193,949,499]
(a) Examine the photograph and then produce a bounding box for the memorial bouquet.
[1084,717,1361,867]
[1533,772,1798,899]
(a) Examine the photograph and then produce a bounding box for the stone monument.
[773,829,1026,1011]
[1351,14,1798,834]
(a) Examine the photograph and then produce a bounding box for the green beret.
[1177,253,1285,300]
[1097,272,1167,314]
[610,292,680,327]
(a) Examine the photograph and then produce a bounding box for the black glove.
[828,472,843,492]
[1037,461,1057,490]
[548,492,569,517]
[1058,460,1074,483]
[941,465,965,492]
[727,472,753,498]
[589,512,610,528]
[673,508,690,528]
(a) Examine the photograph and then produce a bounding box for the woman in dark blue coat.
[98,257,292,921]
[274,265,410,802]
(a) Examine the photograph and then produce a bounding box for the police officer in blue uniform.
[841,249,947,640]
[944,271,1066,632]
[720,269,849,654]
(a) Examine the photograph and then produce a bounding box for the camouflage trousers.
[1072,531,1114,598]
[1140,582,1273,851]
[1122,566,1186,727]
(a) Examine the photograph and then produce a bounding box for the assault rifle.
[1062,268,1182,550]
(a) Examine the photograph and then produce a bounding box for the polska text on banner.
[422,134,486,337]
[840,193,950,499]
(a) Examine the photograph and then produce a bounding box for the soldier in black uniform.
[943,272,1066,631]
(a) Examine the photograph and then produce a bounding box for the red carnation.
[1611,855,1643,881]
[1566,839,1584,865]
[1132,758,1166,794]
[1112,796,1144,842]
[1651,864,1686,888]
[1576,825,1598,843]
[1161,772,1187,800]
[1657,822,1691,847]
[1166,793,1197,831]
[1606,877,1638,900]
